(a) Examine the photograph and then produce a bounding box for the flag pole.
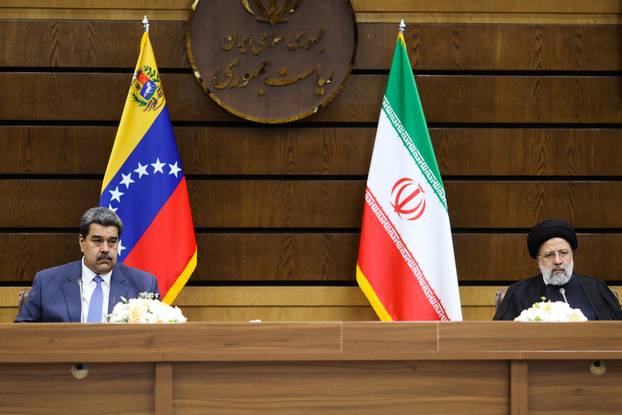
[142,15,149,33]
[132,17,150,84]
[399,18,406,32]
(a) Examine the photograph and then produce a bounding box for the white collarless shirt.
[80,258,112,323]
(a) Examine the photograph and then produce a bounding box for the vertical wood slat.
[155,362,173,415]
[510,360,528,415]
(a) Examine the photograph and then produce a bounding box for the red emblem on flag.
[390,178,426,221]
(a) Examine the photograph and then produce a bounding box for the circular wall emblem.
[391,178,427,221]
[187,0,357,123]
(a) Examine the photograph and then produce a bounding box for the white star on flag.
[151,158,165,174]
[109,186,124,203]
[107,204,118,213]
[117,240,126,257]
[134,162,149,178]
[120,172,135,189]
[168,161,182,178]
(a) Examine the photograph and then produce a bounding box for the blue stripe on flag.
[99,106,184,259]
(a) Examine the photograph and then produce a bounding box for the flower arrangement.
[514,298,587,322]
[108,292,187,323]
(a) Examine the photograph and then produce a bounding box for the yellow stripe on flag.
[101,32,166,192]
[162,248,197,304]
[356,265,393,321]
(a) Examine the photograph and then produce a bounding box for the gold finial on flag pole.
[142,15,150,33]
[399,19,406,33]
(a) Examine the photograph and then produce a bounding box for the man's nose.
[553,253,563,264]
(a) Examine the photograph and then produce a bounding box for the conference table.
[0,322,620,414]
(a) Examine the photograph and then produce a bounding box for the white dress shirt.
[80,258,112,323]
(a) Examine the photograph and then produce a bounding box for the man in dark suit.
[494,219,622,320]
[16,207,159,322]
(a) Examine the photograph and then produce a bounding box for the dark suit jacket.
[15,260,159,322]
[493,273,622,320]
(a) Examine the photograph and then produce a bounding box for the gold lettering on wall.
[188,0,356,123]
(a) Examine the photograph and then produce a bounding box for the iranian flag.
[356,25,462,321]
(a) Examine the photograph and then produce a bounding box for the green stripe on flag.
[382,35,447,211]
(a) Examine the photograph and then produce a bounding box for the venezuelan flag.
[100,32,197,304]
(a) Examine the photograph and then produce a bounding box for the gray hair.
[79,207,123,237]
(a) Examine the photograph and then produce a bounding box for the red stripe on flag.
[124,177,196,297]
[358,197,442,321]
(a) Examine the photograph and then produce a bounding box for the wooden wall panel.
[360,24,622,70]
[3,126,622,176]
[0,286,502,322]
[1,21,620,71]
[434,129,622,176]
[445,181,622,228]
[0,310,17,323]
[2,0,619,22]
[3,0,619,13]
[351,0,622,14]
[0,0,191,8]
[0,20,187,68]
[0,180,621,229]
[1,233,622,283]
[1,74,621,123]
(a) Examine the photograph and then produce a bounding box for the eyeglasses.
[538,249,571,262]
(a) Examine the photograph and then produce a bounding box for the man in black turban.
[494,219,622,320]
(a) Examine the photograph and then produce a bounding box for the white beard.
[540,259,574,286]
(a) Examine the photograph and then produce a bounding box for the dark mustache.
[97,254,112,261]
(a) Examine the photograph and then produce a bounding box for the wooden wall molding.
[0,0,619,23]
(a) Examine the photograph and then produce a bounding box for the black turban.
[527,219,577,258]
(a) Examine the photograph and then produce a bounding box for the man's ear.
[78,235,85,253]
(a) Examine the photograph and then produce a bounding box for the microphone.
[559,287,568,304]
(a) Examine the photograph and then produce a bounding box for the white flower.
[108,292,187,323]
[514,300,587,322]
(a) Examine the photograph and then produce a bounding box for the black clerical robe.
[493,273,622,320]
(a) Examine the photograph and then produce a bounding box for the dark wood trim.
[155,362,173,415]
[510,360,528,415]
